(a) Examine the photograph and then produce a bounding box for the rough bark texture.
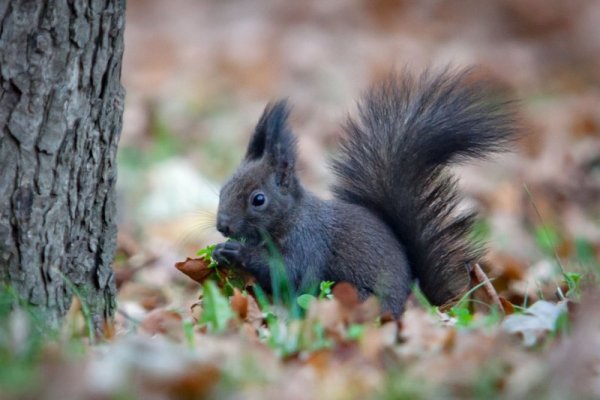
[0,0,125,330]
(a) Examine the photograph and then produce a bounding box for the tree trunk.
[0,0,125,331]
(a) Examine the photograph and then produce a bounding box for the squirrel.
[212,68,517,316]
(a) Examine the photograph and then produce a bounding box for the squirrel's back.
[331,68,517,306]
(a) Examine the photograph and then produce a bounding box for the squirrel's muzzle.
[216,214,232,237]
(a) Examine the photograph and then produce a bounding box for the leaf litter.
[4,249,600,399]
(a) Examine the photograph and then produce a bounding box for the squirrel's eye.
[251,192,266,207]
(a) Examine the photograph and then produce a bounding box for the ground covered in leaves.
[2,0,600,399]
[1,254,597,399]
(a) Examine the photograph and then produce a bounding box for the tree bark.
[0,0,125,331]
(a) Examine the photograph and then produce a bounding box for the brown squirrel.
[212,68,517,316]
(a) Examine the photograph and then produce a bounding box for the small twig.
[470,263,505,314]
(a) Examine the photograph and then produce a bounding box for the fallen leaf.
[118,282,169,311]
[441,328,456,354]
[140,309,184,341]
[499,297,516,315]
[333,282,360,310]
[360,322,397,360]
[305,349,332,374]
[175,257,214,284]
[571,111,600,139]
[307,298,344,333]
[245,294,264,330]
[87,336,221,397]
[501,300,568,346]
[351,297,381,324]
[166,364,221,399]
[190,300,202,322]
[241,322,259,341]
[231,288,248,319]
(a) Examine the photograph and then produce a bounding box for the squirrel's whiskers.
[174,210,218,250]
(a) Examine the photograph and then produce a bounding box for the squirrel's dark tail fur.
[331,68,517,306]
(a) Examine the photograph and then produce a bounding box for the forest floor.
[2,1,600,399]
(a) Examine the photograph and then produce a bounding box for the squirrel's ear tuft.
[246,100,298,188]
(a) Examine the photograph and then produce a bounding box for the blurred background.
[116,0,600,297]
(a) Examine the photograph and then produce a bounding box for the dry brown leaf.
[544,291,600,398]
[166,364,221,399]
[305,349,332,374]
[379,312,396,324]
[397,306,452,358]
[307,298,344,333]
[174,257,214,284]
[190,300,202,322]
[114,266,140,289]
[118,282,169,311]
[351,297,381,325]
[113,254,157,289]
[333,282,360,309]
[140,309,184,341]
[571,112,600,139]
[245,294,264,330]
[486,252,527,293]
[241,322,259,341]
[441,328,457,354]
[230,288,248,320]
[499,297,516,315]
[360,322,398,360]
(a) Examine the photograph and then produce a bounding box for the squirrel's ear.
[246,100,298,188]
[244,107,268,161]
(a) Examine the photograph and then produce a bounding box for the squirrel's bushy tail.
[331,68,517,305]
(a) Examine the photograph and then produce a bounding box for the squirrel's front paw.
[213,241,244,266]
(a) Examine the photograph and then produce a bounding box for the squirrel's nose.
[216,215,232,237]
